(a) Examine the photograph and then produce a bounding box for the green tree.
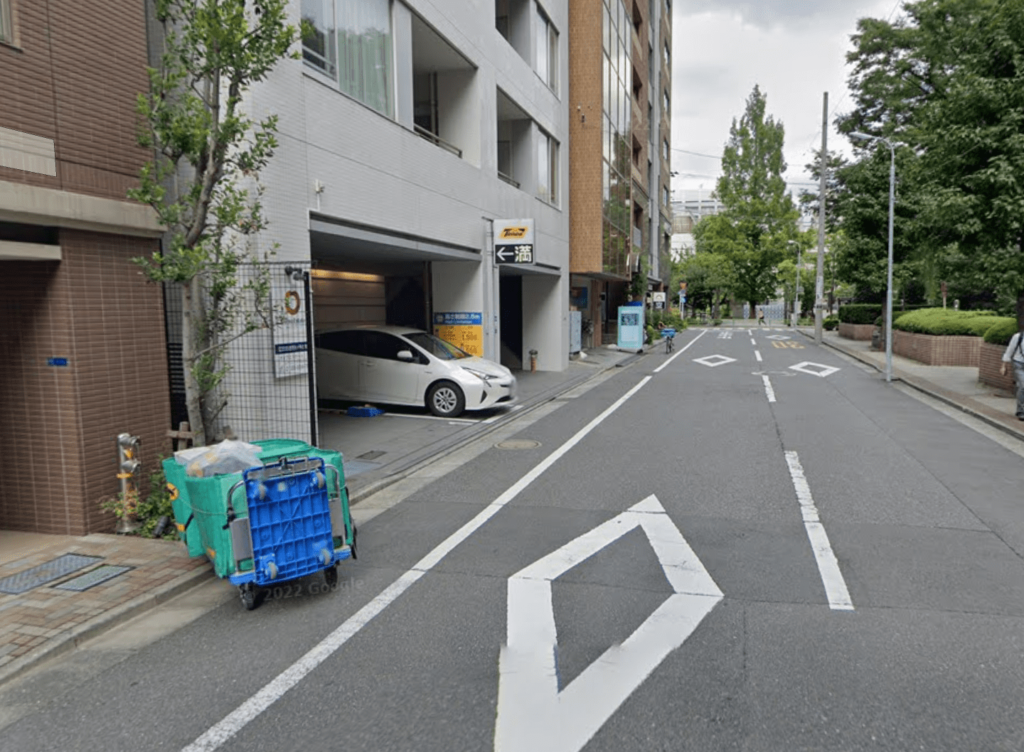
[713,85,801,310]
[799,149,847,233]
[840,0,1024,320]
[130,0,298,446]
[677,252,735,317]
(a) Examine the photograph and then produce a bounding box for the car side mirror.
[397,350,415,361]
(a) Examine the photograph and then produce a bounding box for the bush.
[838,304,883,325]
[824,315,839,331]
[892,308,1007,336]
[984,318,1020,346]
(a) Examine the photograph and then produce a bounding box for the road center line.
[761,374,776,403]
[653,328,708,373]
[754,350,762,362]
[750,337,757,346]
[182,376,654,752]
[784,450,854,611]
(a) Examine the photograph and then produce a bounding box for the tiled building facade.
[0,0,169,534]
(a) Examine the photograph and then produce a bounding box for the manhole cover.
[54,565,133,592]
[495,440,541,450]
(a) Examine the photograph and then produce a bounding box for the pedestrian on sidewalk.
[757,307,765,326]
[1000,325,1024,420]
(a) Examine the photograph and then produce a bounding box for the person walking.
[757,306,766,326]
[1000,324,1024,420]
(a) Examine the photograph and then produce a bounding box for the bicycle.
[662,327,676,354]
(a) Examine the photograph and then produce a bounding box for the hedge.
[891,308,1009,337]
[838,304,882,325]
[983,318,1020,346]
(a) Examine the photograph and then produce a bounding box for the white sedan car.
[315,325,517,418]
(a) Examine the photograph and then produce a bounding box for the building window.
[536,5,558,93]
[301,0,336,76]
[663,138,669,161]
[537,129,559,205]
[663,90,670,114]
[663,185,670,207]
[664,41,670,68]
[0,0,14,44]
[302,0,394,118]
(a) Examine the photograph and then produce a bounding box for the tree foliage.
[838,0,1024,320]
[130,0,298,446]
[706,86,801,308]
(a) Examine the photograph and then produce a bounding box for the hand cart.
[225,456,356,610]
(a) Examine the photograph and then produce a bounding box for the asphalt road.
[3,327,1024,752]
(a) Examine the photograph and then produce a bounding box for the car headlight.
[463,367,496,383]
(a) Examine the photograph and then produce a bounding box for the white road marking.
[784,451,854,611]
[762,375,776,403]
[790,361,840,378]
[653,328,708,373]
[750,338,757,346]
[754,350,762,362]
[182,377,654,752]
[494,495,722,752]
[694,354,737,368]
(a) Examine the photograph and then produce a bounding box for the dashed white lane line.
[762,375,776,403]
[784,450,854,611]
[754,350,762,362]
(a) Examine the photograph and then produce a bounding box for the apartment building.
[0,0,168,534]
[568,0,673,346]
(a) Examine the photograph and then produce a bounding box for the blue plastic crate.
[234,458,338,587]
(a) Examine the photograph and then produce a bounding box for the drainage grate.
[0,554,104,595]
[53,565,133,592]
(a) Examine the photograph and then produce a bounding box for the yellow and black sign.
[495,219,535,265]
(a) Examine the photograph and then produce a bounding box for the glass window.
[0,0,12,44]
[337,0,394,117]
[537,129,559,205]
[663,139,669,161]
[664,41,670,68]
[406,332,469,360]
[536,6,558,93]
[301,0,337,76]
[663,89,670,113]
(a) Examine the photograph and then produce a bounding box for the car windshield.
[405,332,470,360]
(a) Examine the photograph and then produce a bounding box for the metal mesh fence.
[163,261,316,445]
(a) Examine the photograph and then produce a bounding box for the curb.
[0,563,213,689]
[807,331,1024,443]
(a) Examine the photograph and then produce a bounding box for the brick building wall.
[0,0,152,197]
[568,1,603,274]
[0,1,170,534]
[0,232,171,534]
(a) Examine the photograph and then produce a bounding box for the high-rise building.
[568,0,673,345]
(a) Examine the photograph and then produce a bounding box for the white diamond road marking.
[766,334,791,340]
[494,495,723,752]
[790,361,840,378]
[694,354,736,368]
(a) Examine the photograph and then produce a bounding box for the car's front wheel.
[427,381,465,418]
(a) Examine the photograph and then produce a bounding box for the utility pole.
[814,92,828,343]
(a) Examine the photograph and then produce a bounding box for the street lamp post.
[851,132,895,383]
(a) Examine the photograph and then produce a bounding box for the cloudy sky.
[669,0,903,204]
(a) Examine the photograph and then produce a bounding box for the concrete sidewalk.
[0,344,639,687]
[2,327,1022,688]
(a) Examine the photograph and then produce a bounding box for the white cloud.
[670,0,899,203]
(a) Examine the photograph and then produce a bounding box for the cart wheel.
[240,583,258,611]
[350,523,358,560]
[324,565,338,588]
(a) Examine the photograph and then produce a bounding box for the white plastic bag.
[175,440,263,478]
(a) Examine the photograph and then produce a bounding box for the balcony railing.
[498,170,520,188]
[414,124,463,158]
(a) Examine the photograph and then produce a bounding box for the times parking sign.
[494,219,535,265]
